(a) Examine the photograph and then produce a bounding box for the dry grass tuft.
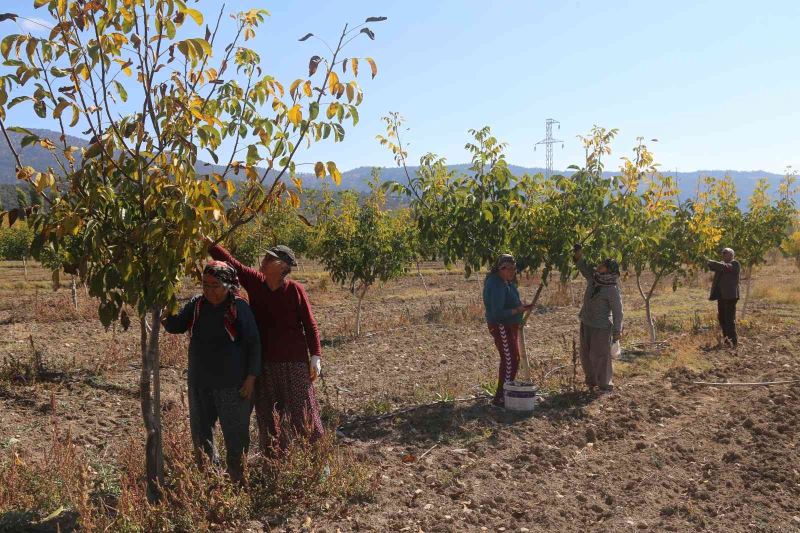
[0,400,375,531]
[423,298,484,325]
[10,290,98,324]
[752,279,800,305]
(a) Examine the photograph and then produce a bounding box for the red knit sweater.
[209,245,322,364]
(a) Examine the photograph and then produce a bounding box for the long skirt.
[254,360,324,451]
[488,323,521,404]
[579,323,613,388]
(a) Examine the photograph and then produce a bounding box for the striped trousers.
[488,323,521,404]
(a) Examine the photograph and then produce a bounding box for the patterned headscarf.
[592,259,620,296]
[203,260,240,291]
[187,261,241,341]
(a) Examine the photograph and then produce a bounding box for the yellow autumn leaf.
[76,63,90,81]
[287,104,302,127]
[314,161,325,178]
[366,57,377,79]
[182,7,204,25]
[327,71,339,95]
[326,102,338,119]
[303,80,312,97]
[326,161,342,186]
[288,190,301,208]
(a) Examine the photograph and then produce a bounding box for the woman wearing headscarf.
[207,241,325,450]
[483,254,533,408]
[162,261,261,482]
[573,244,624,393]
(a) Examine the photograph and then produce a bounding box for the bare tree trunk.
[636,274,658,342]
[644,298,656,342]
[518,282,546,382]
[416,261,429,296]
[741,264,754,318]
[70,275,78,310]
[140,308,164,503]
[355,284,368,337]
[22,256,28,281]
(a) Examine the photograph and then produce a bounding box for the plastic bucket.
[504,380,537,412]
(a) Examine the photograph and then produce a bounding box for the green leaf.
[84,142,103,160]
[246,144,259,165]
[53,98,69,119]
[112,80,127,102]
[1,35,18,60]
[308,101,319,121]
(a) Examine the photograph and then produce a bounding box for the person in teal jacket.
[483,254,533,407]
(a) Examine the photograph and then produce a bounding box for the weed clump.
[0,403,375,531]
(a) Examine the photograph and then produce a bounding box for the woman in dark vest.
[162,261,261,482]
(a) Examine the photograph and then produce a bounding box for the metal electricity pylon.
[534,118,564,179]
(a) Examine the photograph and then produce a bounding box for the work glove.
[310,355,322,382]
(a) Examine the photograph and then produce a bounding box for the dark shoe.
[490,399,505,409]
[598,385,614,394]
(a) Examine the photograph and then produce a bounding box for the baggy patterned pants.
[187,384,252,482]
[488,323,521,404]
[579,323,613,388]
[255,361,325,452]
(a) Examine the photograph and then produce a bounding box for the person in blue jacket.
[162,261,261,483]
[483,254,533,407]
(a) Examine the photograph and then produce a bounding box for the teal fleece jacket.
[483,273,523,325]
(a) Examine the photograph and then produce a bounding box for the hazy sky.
[6,0,799,174]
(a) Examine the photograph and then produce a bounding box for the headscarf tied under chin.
[592,258,620,295]
[187,261,242,342]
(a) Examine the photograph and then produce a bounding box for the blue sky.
[6,0,799,174]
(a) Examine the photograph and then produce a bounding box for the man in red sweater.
[209,242,324,449]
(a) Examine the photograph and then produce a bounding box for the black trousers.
[188,384,252,481]
[717,299,738,346]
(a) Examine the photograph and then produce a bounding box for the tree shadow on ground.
[339,390,597,447]
[0,509,79,532]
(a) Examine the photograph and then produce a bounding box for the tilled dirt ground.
[1,260,799,532]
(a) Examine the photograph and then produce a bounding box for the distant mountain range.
[0,129,788,203]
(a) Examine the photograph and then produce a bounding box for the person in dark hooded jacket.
[573,245,624,392]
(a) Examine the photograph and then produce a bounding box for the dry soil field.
[0,258,798,532]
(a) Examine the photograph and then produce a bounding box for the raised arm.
[296,283,322,358]
[162,297,196,334]
[609,286,624,340]
[208,244,264,295]
[575,257,594,281]
[235,299,262,378]
[707,259,736,273]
